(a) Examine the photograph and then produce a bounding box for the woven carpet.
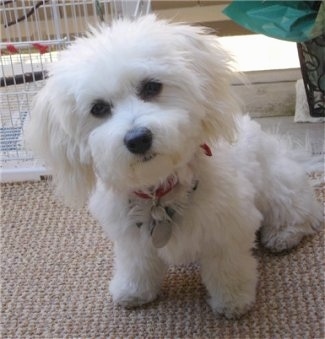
[1,177,324,338]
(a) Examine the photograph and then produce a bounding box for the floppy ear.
[26,80,96,207]
[173,23,240,144]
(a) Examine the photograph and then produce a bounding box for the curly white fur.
[26,15,322,319]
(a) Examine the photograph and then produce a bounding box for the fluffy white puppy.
[27,15,322,318]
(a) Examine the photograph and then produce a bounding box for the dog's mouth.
[138,152,157,163]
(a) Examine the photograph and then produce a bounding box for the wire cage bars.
[0,0,151,181]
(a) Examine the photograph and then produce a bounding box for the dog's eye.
[139,80,162,101]
[90,100,112,118]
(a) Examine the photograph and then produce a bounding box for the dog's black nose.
[124,127,153,154]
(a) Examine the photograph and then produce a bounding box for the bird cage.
[0,0,151,182]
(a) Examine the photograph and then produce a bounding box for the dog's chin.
[129,152,181,189]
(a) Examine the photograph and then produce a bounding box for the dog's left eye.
[138,80,162,101]
[90,100,112,118]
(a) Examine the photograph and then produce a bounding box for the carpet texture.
[1,178,324,338]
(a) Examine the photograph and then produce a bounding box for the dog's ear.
[173,23,240,144]
[26,80,96,207]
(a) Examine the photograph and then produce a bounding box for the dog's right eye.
[138,80,163,101]
[90,100,112,118]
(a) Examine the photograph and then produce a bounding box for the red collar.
[133,143,212,200]
[200,143,212,157]
[134,176,178,199]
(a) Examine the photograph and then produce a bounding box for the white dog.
[27,15,322,319]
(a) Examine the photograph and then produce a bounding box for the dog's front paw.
[208,295,254,319]
[202,255,257,319]
[109,276,159,308]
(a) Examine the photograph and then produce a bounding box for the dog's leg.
[235,117,322,253]
[201,246,258,319]
[258,163,322,253]
[109,236,167,308]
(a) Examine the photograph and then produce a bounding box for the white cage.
[0,0,151,182]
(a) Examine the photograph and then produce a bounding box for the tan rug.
[1,178,324,338]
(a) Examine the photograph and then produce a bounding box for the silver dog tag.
[149,205,172,248]
[150,219,172,248]
[150,205,166,222]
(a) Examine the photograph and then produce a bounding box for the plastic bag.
[223,1,324,42]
